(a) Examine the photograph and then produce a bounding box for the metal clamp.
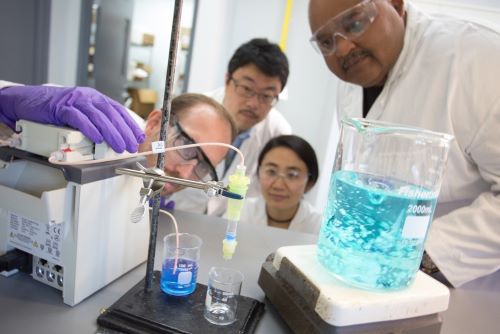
[116,162,243,200]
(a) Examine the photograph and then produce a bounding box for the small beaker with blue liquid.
[161,233,202,296]
[317,118,453,290]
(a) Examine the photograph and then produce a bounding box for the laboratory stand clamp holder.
[116,162,244,222]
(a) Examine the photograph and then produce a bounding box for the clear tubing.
[223,219,238,260]
[158,209,180,274]
[47,142,245,167]
[225,219,238,241]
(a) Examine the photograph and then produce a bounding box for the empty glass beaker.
[317,118,453,290]
[161,233,202,296]
[204,267,244,325]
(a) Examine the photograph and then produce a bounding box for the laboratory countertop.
[0,209,499,334]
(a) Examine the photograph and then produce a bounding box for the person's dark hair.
[257,135,319,189]
[227,38,289,91]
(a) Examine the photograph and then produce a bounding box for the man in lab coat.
[308,0,500,287]
[170,38,292,216]
[0,83,236,199]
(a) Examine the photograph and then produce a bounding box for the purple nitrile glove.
[0,85,145,153]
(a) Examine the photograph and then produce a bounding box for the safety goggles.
[172,121,218,182]
[310,0,378,56]
[258,166,309,185]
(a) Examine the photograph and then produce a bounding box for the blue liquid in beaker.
[317,171,437,290]
[160,258,198,296]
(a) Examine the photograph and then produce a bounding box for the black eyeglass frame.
[229,77,279,107]
[172,120,219,182]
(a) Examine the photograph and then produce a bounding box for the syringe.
[222,165,250,260]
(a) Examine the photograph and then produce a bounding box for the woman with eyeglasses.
[239,135,322,234]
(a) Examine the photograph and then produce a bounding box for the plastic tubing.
[47,142,245,167]
[158,209,180,274]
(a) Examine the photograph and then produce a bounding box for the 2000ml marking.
[406,204,432,215]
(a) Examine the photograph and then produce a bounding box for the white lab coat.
[336,2,500,287]
[170,87,292,216]
[240,196,322,235]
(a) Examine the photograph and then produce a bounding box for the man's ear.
[224,72,231,86]
[391,0,405,17]
[144,109,162,138]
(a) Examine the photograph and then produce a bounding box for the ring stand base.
[97,271,265,334]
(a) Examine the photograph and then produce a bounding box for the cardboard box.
[142,33,155,46]
[131,31,155,46]
[128,88,157,118]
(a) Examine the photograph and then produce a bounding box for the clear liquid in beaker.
[317,170,437,290]
[204,298,236,325]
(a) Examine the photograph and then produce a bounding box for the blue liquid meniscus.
[317,170,437,290]
[160,258,198,296]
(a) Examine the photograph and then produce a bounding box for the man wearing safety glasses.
[309,0,500,288]
[139,93,237,196]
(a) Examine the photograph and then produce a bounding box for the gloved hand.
[0,85,145,153]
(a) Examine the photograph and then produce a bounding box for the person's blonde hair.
[171,93,237,141]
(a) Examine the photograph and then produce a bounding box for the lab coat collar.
[384,2,427,87]
[366,2,428,120]
[233,128,252,145]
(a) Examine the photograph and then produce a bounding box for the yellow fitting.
[226,165,250,221]
[222,239,238,260]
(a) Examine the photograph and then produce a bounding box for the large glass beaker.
[317,118,453,290]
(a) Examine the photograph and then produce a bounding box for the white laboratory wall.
[48,0,81,86]
[187,0,236,93]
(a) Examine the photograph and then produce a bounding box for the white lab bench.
[0,210,499,334]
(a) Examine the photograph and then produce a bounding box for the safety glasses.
[172,121,218,182]
[310,0,378,56]
[258,166,309,185]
